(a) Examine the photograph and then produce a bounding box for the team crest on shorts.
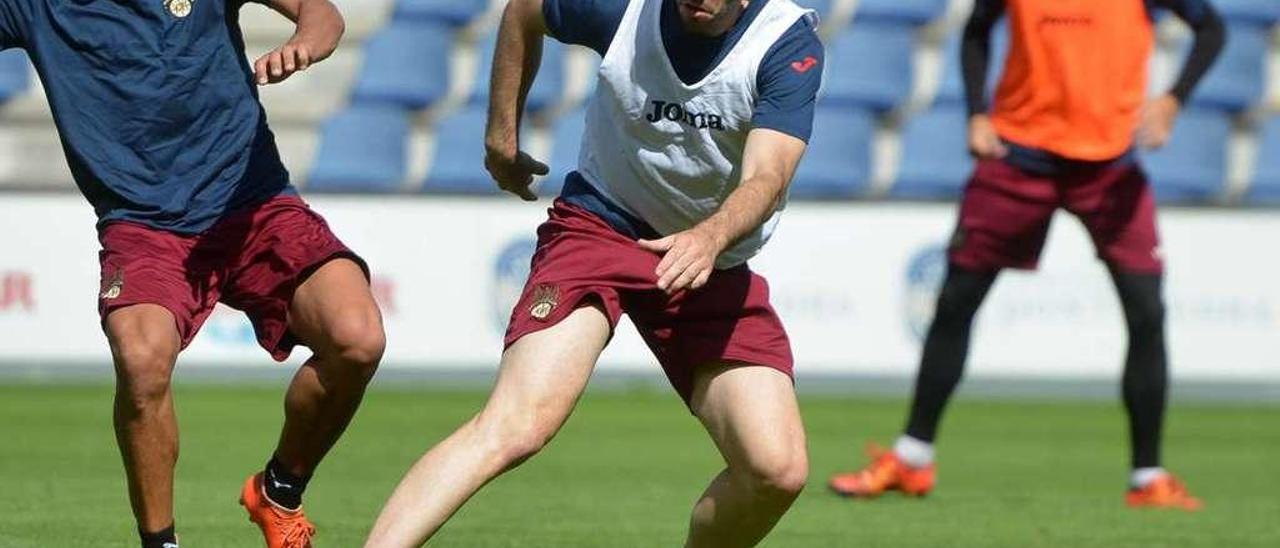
[101,269,124,301]
[528,283,559,321]
[165,0,193,18]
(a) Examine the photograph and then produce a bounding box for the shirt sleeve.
[961,0,1005,117]
[542,0,629,56]
[0,0,34,50]
[1153,0,1226,103]
[752,15,824,143]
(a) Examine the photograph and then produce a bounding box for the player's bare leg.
[239,258,385,545]
[105,304,183,535]
[685,363,808,548]
[364,302,611,548]
[274,258,385,477]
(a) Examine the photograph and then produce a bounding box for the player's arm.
[640,130,807,293]
[638,19,821,294]
[252,0,345,85]
[484,0,552,201]
[1139,0,1226,149]
[960,0,1006,159]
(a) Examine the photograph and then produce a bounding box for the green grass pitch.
[1,382,1277,547]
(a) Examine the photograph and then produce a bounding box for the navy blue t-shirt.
[0,0,290,233]
[543,0,824,142]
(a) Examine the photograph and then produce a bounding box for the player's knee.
[740,445,809,500]
[475,413,555,469]
[1124,295,1166,336]
[326,313,386,378]
[112,337,177,410]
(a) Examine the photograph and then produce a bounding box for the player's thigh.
[288,257,384,358]
[1071,166,1163,273]
[477,302,613,440]
[690,362,807,484]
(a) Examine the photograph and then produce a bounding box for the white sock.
[1130,467,1167,489]
[892,435,935,468]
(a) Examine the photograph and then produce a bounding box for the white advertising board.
[0,195,1276,382]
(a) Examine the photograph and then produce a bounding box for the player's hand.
[484,148,548,201]
[254,41,314,85]
[1138,94,1181,150]
[968,114,1008,160]
[637,227,728,295]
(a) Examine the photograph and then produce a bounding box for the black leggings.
[902,263,1168,468]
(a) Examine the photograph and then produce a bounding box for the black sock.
[263,456,311,511]
[139,524,177,548]
[1110,268,1168,469]
[903,264,998,442]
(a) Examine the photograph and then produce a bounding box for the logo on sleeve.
[791,56,819,74]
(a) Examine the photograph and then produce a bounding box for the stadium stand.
[1246,115,1280,205]
[821,19,919,112]
[891,104,971,200]
[308,104,411,192]
[790,106,876,198]
[394,0,492,26]
[544,107,587,197]
[0,49,29,103]
[471,31,567,113]
[1213,0,1280,24]
[1181,21,1272,112]
[1142,108,1233,203]
[424,106,508,194]
[854,0,951,25]
[0,0,1275,208]
[351,20,458,110]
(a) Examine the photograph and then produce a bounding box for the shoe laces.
[271,511,316,548]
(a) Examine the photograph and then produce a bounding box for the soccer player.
[828,0,1225,509]
[0,1,385,546]
[364,0,823,545]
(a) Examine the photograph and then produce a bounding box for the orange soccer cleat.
[1126,473,1203,511]
[239,473,317,548]
[829,443,936,498]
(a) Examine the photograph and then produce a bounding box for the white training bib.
[577,0,811,268]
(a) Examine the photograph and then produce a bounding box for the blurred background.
[1,1,1278,546]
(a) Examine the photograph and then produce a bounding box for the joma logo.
[645,100,726,130]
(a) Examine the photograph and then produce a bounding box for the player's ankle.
[139,523,177,548]
[1130,467,1167,489]
[262,456,311,510]
[893,435,936,468]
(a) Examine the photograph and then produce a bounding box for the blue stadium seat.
[822,20,917,112]
[855,0,950,25]
[308,104,411,192]
[543,108,587,197]
[1213,0,1280,24]
[793,0,835,19]
[892,105,971,199]
[0,49,30,102]
[1141,108,1231,203]
[1183,23,1270,112]
[471,32,566,113]
[424,106,505,194]
[934,22,1008,106]
[1246,116,1280,205]
[394,0,488,27]
[790,106,876,198]
[351,21,455,110]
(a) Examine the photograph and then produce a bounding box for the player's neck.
[678,0,750,38]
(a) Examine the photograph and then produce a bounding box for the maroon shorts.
[504,200,794,405]
[949,158,1163,274]
[97,194,366,361]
